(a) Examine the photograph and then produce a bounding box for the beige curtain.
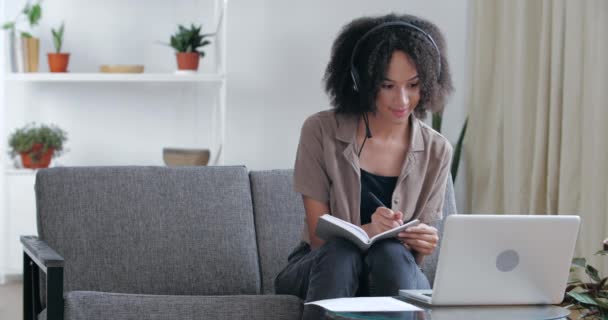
[466,0,608,272]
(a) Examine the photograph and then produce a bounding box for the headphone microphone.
[358,112,372,158]
[363,113,372,138]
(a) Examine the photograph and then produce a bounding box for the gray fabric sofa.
[21,166,456,320]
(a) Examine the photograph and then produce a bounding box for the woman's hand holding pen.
[366,191,438,256]
[363,192,404,237]
[367,207,404,237]
[361,207,403,238]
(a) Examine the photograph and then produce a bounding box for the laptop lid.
[430,215,580,305]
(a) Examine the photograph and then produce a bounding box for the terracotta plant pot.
[20,143,54,169]
[176,52,200,71]
[47,53,70,72]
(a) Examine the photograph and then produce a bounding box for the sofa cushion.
[249,170,306,294]
[36,166,261,296]
[36,291,302,320]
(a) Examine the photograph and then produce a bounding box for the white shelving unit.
[5,72,226,82]
[4,169,37,176]
[0,0,228,282]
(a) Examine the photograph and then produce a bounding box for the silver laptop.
[400,214,580,306]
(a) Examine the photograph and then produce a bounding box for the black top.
[360,169,398,225]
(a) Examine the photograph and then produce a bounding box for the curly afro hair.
[323,13,453,119]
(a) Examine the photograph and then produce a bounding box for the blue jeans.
[275,238,430,318]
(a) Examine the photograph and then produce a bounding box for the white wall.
[225,0,470,211]
[0,0,5,282]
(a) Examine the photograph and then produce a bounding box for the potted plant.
[168,24,212,72]
[2,1,43,73]
[47,22,69,72]
[8,123,67,169]
[564,240,608,318]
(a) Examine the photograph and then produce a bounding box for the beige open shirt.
[294,110,453,244]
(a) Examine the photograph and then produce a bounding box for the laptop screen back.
[431,215,580,305]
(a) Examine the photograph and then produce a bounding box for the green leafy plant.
[51,22,65,53]
[2,1,42,38]
[169,24,212,57]
[8,123,67,159]
[451,118,467,182]
[564,240,608,319]
[431,112,467,182]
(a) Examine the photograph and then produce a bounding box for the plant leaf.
[600,278,608,290]
[28,4,42,26]
[2,22,15,30]
[170,36,182,51]
[567,291,598,306]
[22,3,31,15]
[573,258,587,268]
[53,34,61,53]
[432,112,442,132]
[170,23,209,53]
[595,250,608,256]
[50,22,65,53]
[21,32,33,38]
[587,265,601,283]
[451,117,468,182]
[595,297,608,309]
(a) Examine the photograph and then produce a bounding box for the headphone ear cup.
[350,69,360,92]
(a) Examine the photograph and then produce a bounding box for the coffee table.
[321,297,571,320]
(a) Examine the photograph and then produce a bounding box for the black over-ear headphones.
[352,21,442,157]
[349,21,442,92]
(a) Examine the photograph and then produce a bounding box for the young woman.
[275,13,454,309]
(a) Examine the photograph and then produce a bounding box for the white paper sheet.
[305,297,423,312]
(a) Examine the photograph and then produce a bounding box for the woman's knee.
[366,239,429,293]
[317,237,362,263]
[367,239,416,265]
[366,239,420,277]
[306,237,364,301]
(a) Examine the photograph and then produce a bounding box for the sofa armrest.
[21,236,64,271]
[21,236,64,320]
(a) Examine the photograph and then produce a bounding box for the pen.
[368,191,387,208]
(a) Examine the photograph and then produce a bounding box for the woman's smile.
[390,108,409,118]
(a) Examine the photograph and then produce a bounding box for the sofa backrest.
[251,170,457,292]
[420,173,458,286]
[249,170,306,294]
[35,166,261,295]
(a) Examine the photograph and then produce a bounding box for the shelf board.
[5,73,225,83]
[5,168,37,176]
